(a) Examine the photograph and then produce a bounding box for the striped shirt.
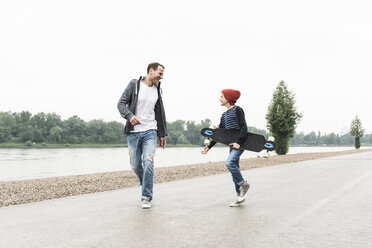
[208,105,248,149]
[221,106,240,129]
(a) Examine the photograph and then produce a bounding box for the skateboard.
[201,127,275,152]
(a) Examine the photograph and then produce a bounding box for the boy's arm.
[207,117,223,149]
[236,106,248,145]
[208,141,217,149]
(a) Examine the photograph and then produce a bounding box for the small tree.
[266,81,302,155]
[350,116,365,149]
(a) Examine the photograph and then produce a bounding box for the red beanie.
[222,89,241,105]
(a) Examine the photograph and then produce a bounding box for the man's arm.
[117,80,136,121]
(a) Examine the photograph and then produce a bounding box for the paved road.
[1,152,372,248]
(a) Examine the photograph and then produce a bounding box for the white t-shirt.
[132,81,159,132]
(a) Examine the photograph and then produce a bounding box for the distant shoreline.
[0,143,199,149]
[1,148,371,207]
[1,142,371,149]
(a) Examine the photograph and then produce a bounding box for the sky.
[1,0,371,135]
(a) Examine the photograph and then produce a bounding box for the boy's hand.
[229,143,240,150]
[201,146,209,154]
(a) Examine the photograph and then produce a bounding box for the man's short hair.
[147,62,164,74]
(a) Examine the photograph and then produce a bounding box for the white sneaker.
[229,198,245,207]
[142,200,151,209]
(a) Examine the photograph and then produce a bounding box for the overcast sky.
[1,0,371,135]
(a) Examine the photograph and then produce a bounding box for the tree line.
[0,111,371,146]
[291,131,372,146]
[265,81,369,152]
[0,111,124,145]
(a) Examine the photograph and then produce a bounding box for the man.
[117,62,167,209]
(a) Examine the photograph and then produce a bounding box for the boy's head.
[222,89,241,105]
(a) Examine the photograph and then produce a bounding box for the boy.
[201,89,250,207]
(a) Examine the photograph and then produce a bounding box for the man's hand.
[160,137,167,149]
[229,142,240,150]
[130,116,141,126]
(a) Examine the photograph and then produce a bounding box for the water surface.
[0,146,362,181]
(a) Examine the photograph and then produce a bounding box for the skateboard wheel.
[204,139,211,146]
[263,152,270,158]
[268,136,275,142]
[209,125,216,129]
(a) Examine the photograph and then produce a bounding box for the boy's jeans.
[127,129,157,201]
[226,147,245,195]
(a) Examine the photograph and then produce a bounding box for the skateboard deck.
[201,128,275,152]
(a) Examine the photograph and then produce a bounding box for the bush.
[25,141,33,147]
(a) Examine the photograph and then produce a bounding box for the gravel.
[1,148,371,207]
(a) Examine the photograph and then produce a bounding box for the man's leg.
[141,130,157,202]
[127,132,143,184]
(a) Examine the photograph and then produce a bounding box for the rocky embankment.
[1,148,371,207]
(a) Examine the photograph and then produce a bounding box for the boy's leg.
[127,132,143,184]
[232,152,250,202]
[226,148,245,195]
[140,130,157,202]
[234,153,242,195]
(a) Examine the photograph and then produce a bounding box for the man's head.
[147,62,164,83]
[147,62,164,74]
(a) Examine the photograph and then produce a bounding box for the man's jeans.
[127,129,157,201]
[226,147,245,195]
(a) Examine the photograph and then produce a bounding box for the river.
[0,146,366,181]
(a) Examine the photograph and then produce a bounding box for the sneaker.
[237,182,250,203]
[142,199,151,209]
[229,198,245,207]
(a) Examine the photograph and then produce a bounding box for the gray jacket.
[117,76,167,137]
